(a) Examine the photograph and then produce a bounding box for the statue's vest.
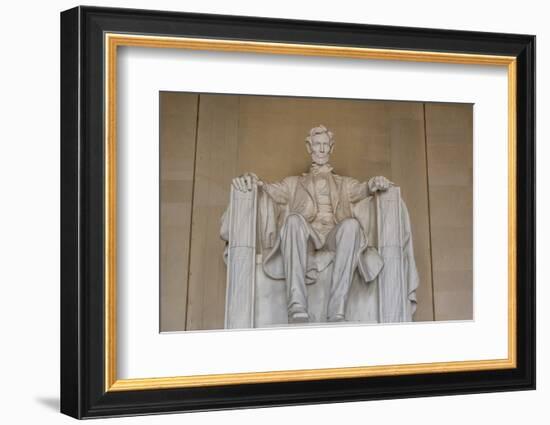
[283,173,355,225]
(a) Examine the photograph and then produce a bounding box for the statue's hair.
[305,125,335,145]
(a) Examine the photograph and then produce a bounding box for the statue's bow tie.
[309,164,334,175]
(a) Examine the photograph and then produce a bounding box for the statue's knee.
[286,214,302,225]
[282,213,307,235]
[339,218,361,234]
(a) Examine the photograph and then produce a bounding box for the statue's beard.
[311,153,330,165]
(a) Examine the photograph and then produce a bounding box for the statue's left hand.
[368,176,393,194]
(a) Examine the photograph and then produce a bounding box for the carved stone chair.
[221,185,418,329]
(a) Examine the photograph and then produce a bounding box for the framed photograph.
[60,5,535,419]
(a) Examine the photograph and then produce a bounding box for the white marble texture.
[222,126,418,328]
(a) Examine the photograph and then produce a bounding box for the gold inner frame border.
[104,33,517,392]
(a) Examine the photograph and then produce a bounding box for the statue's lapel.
[328,173,340,212]
[299,173,317,207]
[299,171,340,212]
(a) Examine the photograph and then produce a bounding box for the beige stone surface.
[159,94,473,331]
[159,92,199,332]
[185,95,240,330]
[425,103,473,321]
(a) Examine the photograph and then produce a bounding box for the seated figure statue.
[221,125,418,327]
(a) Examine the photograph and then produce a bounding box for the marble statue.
[220,125,419,328]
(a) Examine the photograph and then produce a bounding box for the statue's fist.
[368,176,393,194]
[232,172,263,192]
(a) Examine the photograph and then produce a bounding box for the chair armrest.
[224,185,258,329]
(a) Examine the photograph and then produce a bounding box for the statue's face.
[306,132,334,165]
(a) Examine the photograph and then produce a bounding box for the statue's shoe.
[328,314,346,322]
[290,312,310,323]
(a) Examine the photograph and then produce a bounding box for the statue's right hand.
[232,172,262,192]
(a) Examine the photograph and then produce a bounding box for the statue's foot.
[290,312,310,323]
[328,314,346,322]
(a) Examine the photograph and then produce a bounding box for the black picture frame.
[60,5,535,419]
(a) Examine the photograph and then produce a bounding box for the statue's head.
[305,125,334,165]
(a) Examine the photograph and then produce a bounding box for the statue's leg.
[325,218,362,322]
[280,213,311,322]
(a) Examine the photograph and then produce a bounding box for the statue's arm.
[348,176,394,203]
[231,172,292,204]
[261,178,291,204]
[348,178,370,203]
